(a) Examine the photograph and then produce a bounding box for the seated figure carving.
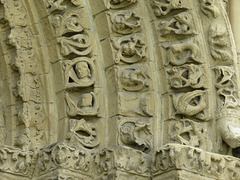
[64,58,95,88]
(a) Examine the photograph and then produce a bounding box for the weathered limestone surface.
[0,0,239,179]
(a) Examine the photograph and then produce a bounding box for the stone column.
[229,0,240,54]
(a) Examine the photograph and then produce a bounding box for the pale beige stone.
[0,0,239,179]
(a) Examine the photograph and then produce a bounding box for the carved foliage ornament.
[151,0,189,17]
[66,119,100,148]
[167,64,206,89]
[111,34,146,64]
[118,120,152,153]
[105,0,138,9]
[37,143,92,175]
[64,57,95,89]
[108,10,142,34]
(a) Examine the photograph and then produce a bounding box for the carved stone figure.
[52,11,84,37]
[214,66,238,109]
[167,64,206,89]
[66,119,100,148]
[151,0,189,17]
[169,119,212,151]
[64,57,95,88]
[108,10,142,34]
[199,0,220,18]
[118,120,152,153]
[65,91,99,117]
[172,90,208,120]
[58,34,92,57]
[159,11,198,36]
[163,38,202,66]
[111,34,146,64]
[45,0,82,13]
[119,65,150,92]
[105,0,138,9]
[209,23,231,61]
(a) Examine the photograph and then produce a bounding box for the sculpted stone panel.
[117,65,150,92]
[158,11,199,37]
[151,0,189,17]
[66,119,100,149]
[0,0,240,179]
[172,90,208,120]
[118,119,152,153]
[65,91,100,117]
[63,57,95,89]
[105,0,138,9]
[169,119,212,150]
[108,10,142,34]
[167,64,207,89]
[162,37,203,66]
[111,34,147,64]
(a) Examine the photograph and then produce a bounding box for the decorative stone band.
[0,145,37,178]
[1,143,240,179]
[152,144,240,180]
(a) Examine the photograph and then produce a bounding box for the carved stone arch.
[0,0,240,180]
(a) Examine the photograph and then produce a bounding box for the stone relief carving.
[58,34,92,57]
[118,92,154,117]
[94,147,150,176]
[118,120,152,153]
[63,57,95,89]
[167,64,206,89]
[52,11,85,37]
[209,23,231,61]
[163,39,202,66]
[111,34,146,64]
[36,143,92,176]
[118,65,150,92]
[66,119,100,149]
[151,0,189,17]
[199,0,220,18]
[159,11,198,36]
[217,109,240,153]
[152,144,240,179]
[213,66,238,109]
[108,10,142,34]
[172,90,208,120]
[105,0,138,9]
[65,91,100,117]
[45,0,82,13]
[169,119,212,150]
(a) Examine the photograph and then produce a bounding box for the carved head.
[75,62,91,79]
[122,42,136,56]
[79,93,93,108]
